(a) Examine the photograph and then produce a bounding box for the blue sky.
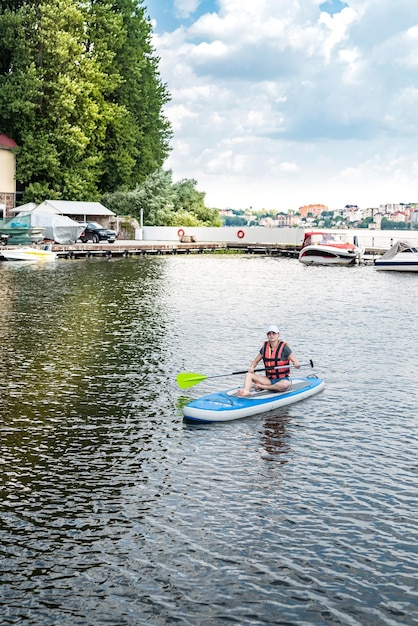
[146,0,216,33]
[147,1,348,31]
[145,0,418,211]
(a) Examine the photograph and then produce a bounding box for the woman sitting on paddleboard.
[237,325,300,396]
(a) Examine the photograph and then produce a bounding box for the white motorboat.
[1,245,57,262]
[374,240,418,272]
[298,231,361,266]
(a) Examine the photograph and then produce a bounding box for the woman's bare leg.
[237,373,271,396]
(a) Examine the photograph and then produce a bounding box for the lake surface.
[1,255,417,626]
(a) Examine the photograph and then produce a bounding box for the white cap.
[266,325,279,334]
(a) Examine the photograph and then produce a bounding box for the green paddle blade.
[176,372,208,389]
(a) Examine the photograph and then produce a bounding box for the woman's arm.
[249,353,262,372]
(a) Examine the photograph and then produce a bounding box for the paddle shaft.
[211,360,313,379]
[176,360,314,388]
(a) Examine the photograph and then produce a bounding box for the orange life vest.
[261,340,290,379]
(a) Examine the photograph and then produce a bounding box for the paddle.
[176,360,314,389]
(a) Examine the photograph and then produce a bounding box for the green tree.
[0,0,110,200]
[358,217,374,228]
[103,169,176,225]
[172,178,221,226]
[223,215,247,227]
[103,169,221,226]
[0,0,171,202]
[381,217,409,230]
[89,0,171,191]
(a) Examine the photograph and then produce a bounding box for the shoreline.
[1,239,385,262]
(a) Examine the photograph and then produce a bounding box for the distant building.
[345,206,364,223]
[373,212,384,228]
[363,207,378,220]
[289,213,301,227]
[403,206,415,222]
[298,203,327,218]
[0,133,17,218]
[391,211,407,223]
[379,203,401,214]
[276,213,291,227]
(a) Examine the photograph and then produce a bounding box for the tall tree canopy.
[0,0,171,202]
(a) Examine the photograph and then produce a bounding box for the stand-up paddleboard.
[183,375,324,423]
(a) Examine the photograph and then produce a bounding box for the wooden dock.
[1,240,383,262]
[51,240,303,259]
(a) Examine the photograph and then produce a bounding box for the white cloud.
[174,0,200,19]
[153,0,418,210]
[280,162,300,173]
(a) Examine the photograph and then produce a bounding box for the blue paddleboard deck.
[183,376,325,423]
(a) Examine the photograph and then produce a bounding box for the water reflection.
[0,257,180,502]
[1,259,169,399]
[260,412,292,462]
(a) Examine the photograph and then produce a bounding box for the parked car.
[79,222,117,244]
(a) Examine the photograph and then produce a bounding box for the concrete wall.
[142,226,418,251]
[143,226,305,245]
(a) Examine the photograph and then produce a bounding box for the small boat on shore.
[298,231,361,266]
[183,375,325,423]
[374,240,418,272]
[1,246,57,262]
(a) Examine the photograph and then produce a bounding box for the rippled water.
[1,255,417,625]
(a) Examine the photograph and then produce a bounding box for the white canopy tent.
[16,207,84,244]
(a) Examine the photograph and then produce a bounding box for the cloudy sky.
[145,0,418,212]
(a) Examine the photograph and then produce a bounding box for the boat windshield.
[322,234,342,243]
[308,233,342,245]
